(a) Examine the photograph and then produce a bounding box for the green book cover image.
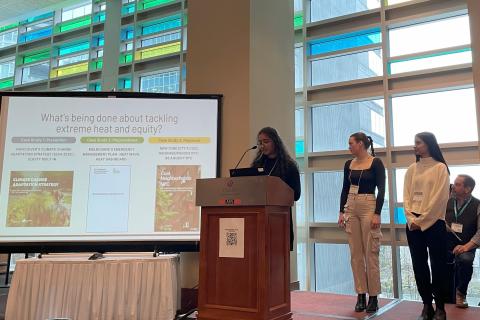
[6,171,74,227]
[155,165,200,232]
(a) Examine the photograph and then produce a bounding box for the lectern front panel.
[204,208,259,310]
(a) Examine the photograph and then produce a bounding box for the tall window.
[311,99,385,152]
[295,0,479,299]
[391,88,477,146]
[389,14,471,74]
[309,28,382,86]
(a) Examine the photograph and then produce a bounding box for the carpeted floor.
[292,291,391,319]
[291,291,480,320]
[0,288,478,319]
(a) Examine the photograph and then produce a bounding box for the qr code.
[226,232,237,246]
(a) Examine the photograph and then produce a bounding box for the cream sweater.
[403,157,450,231]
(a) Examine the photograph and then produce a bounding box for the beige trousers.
[344,194,382,296]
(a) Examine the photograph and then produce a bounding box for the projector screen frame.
[0,91,222,253]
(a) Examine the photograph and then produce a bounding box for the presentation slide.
[0,95,219,243]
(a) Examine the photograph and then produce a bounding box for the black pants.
[406,219,448,307]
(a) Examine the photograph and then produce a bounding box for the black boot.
[366,296,378,313]
[417,304,434,320]
[355,293,366,312]
[433,308,446,320]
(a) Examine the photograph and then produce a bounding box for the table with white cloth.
[5,253,179,320]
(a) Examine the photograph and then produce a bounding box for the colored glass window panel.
[135,42,181,60]
[23,50,50,64]
[94,12,106,23]
[0,23,18,32]
[309,28,381,56]
[294,12,303,29]
[141,0,175,10]
[295,140,304,155]
[19,28,52,43]
[0,78,13,89]
[121,27,134,41]
[389,49,472,74]
[122,3,136,15]
[119,78,132,89]
[59,42,90,56]
[51,62,88,78]
[58,16,92,33]
[120,53,133,64]
[20,12,54,25]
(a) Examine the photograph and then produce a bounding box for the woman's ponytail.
[367,136,375,157]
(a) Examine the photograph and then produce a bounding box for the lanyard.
[348,169,363,187]
[454,197,472,221]
[264,158,278,176]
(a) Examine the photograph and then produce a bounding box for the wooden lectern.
[195,176,294,320]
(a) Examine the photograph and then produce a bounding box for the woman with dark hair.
[338,132,385,313]
[251,127,301,251]
[404,132,450,320]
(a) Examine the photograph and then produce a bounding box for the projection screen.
[0,92,220,251]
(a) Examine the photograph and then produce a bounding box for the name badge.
[349,185,359,195]
[451,223,463,234]
[413,192,423,202]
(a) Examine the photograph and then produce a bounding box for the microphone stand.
[231,145,257,176]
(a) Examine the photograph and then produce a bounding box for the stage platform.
[1,288,479,319]
[292,291,479,320]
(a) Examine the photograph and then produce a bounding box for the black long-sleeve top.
[261,156,301,201]
[340,157,385,215]
[253,155,301,252]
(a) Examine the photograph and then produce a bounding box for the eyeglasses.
[257,139,272,146]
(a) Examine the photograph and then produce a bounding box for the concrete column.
[101,0,122,91]
[468,0,480,146]
[186,0,297,287]
[187,0,295,175]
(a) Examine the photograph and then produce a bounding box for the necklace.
[266,158,279,176]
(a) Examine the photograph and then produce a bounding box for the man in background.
[445,174,480,308]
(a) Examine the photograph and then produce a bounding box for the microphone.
[233,145,257,171]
